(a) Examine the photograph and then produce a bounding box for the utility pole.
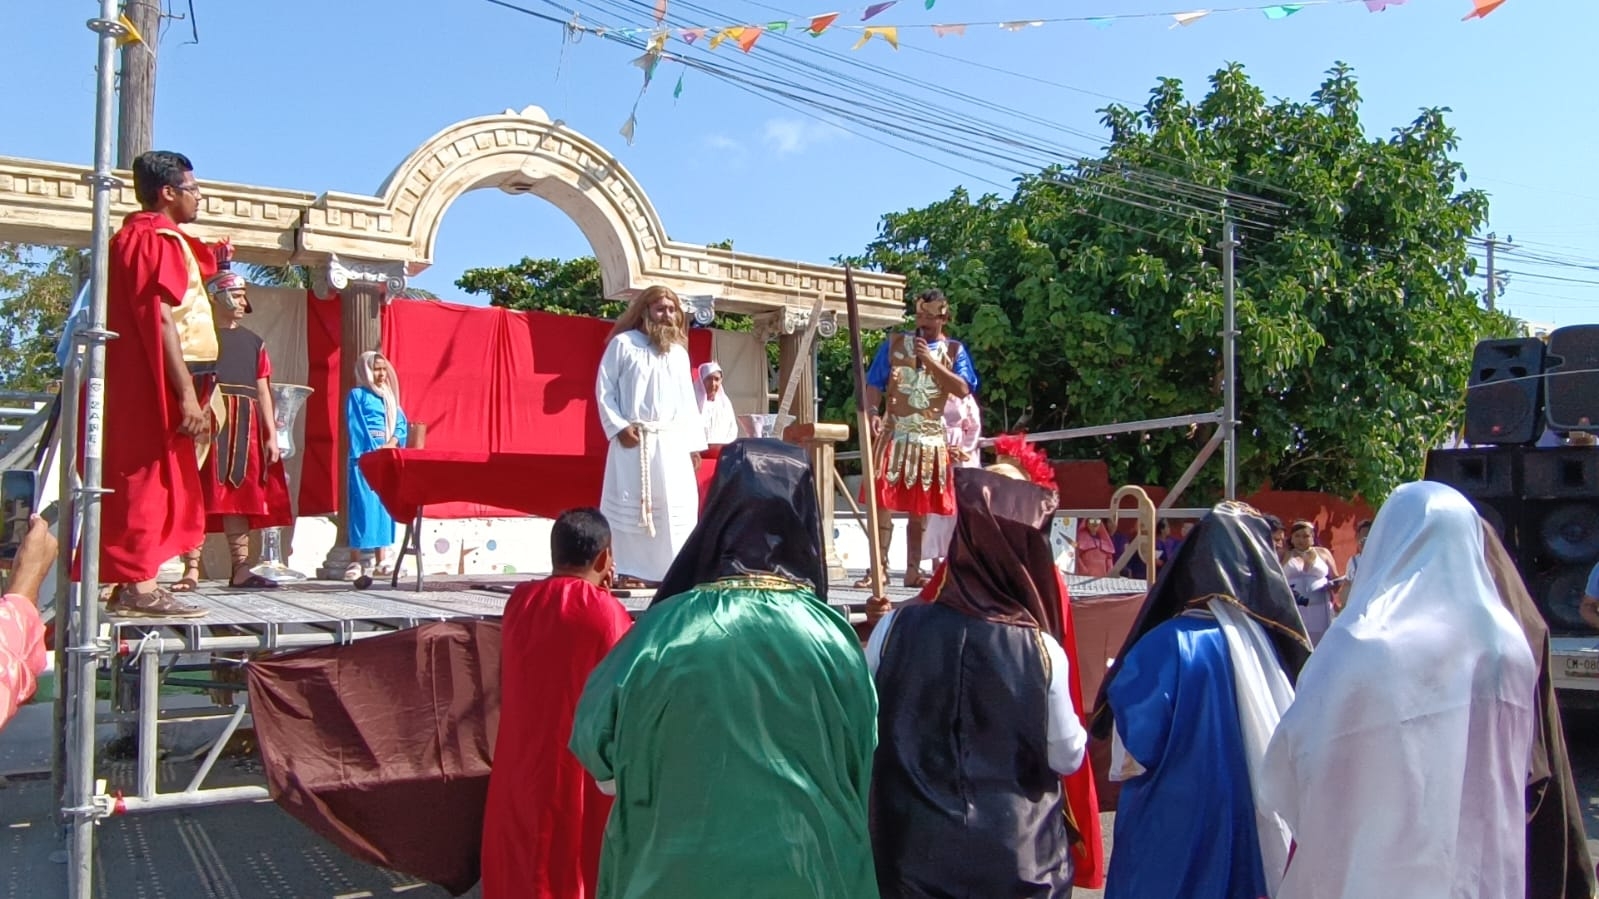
[1220,217,1239,502]
[117,0,161,166]
[1482,232,1515,313]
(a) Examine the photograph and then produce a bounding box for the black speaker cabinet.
[1521,448,1599,635]
[1545,325,1599,433]
[1423,447,1521,549]
[1464,337,1545,445]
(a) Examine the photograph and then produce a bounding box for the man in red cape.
[910,437,1106,891]
[481,508,631,899]
[87,150,217,617]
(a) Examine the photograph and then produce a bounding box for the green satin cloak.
[571,578,880,899]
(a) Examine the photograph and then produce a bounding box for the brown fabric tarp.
[246,619,502,896]
[1068,589,1146,812]
[1480,522,1597,899]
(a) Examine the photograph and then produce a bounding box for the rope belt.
[633,420,688,538]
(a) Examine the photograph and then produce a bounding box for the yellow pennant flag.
[851,25,899,50]
[116,13,145,46]
[709,27,739,49]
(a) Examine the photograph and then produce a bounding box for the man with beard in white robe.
[595,285,707,586]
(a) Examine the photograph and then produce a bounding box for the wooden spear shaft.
[843,267,888,607]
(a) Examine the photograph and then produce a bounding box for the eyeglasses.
[173,183,202,197]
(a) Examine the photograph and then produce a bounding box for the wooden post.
[784,422,850,582]
[116,0,160,165]
[844,267,890,618]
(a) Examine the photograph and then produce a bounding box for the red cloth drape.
[378,300,711,519]
[298,290,342,516]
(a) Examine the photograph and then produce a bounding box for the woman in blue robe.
[346,350,408,578]
[1089,502,1312,899]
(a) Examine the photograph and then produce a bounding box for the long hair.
[355,350,401,441]
[608,285,688,350]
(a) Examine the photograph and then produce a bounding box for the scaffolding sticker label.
[84,378,105,461]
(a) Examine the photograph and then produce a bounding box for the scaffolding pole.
[67,6,125,897]
[1220,217,1240,501]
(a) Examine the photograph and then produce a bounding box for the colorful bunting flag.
[679,26,704,43]
[1364,0,1407,10]
[768,20,789,33]
[863,2,896,22]
[852,24,899,49]
[619,114,638,145]
[925,0,935,7]
[673,70,685,99]
[1171,9,1211,27]
[709,27,733,49]
[115,12,146,46]
[809,12,840,36]
[653,0,668,25]
[1262,4,1303,18]
[738,25,764,52]
[931,23,966,37]
[1462,0,1506,19]
[1087,16,1113,28]
[1000,20,1043,31]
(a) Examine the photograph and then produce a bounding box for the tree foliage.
[846,63,1515,502]
[0,244,81,392]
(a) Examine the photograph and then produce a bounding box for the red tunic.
[481,576,632,899]
[200,333,293,532]
[83,211,215,583]
[914,561,1107,889]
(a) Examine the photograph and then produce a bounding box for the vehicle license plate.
[1563,656,1599,678]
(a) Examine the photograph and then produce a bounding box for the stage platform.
[104,571,1148,653]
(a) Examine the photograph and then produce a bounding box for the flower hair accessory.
[991,432,1056,491]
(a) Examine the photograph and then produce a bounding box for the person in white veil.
[1261,481,1537,899]
[695,361,738,447]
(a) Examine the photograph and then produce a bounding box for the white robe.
[1260,482,1536,899]
[595,331,707,581]
[699,391,739,445]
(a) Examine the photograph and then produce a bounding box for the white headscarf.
[356,350,401,442]
[694,361,722,410]
[694,361,738,445]
[1260,481,1536,898]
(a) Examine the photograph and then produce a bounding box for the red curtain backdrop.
[378,299,712,519]
[298,290,343,516]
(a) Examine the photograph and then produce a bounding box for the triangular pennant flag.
[1171,9,1211,27]
[808,13,839,35]
[1087,16,1113,28]
[679,27,704,43]
[115,12,145,46]
[999,20,1043,31]
[647,30,669,53]
[631,52,660,82]
[925,0,936,7]
[709,28,732,49]
[863,1,896,21]
[653,0,668,24]
[852,25,899,49]
[1262,4,1303,18]
[768,20,789,32]
[1363,0,1406,10]
[931,23,966,37]
[737,25,763,52]
[673,70,685,99]
[619,114,638,145]
[1462,0,1506,19]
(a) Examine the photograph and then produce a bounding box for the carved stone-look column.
[755,305,837,426]
[313,255,407,579]
[783,422,850,582]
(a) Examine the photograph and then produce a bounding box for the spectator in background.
[1154,520,1182,572]
[1076,518,1116,578]
[2,517,60,731]
[1284,520,1340,645]
[1264,514,1288,563]
[1335,519,1372,613]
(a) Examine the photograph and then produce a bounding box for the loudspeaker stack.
[1427,325,1599,635]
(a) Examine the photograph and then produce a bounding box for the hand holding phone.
[0,469,37,565]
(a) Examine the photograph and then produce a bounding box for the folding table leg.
[413,508,425,592]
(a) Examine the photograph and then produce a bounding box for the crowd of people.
[0,147,1592,898]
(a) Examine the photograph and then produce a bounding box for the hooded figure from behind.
[570,439,879,899]
[868,467,1090,898]
[1091,501,1311,899]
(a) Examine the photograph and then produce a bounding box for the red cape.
[481,576,632,899]
[81,211,215,582]
[916,560,1106,889]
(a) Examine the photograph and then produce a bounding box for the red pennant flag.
[808,12,840,35]
[653,0,668,24]
[737,25,763,52]
[1461,0,1506,19]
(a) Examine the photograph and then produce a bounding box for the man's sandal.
[227,573,280,590]
[107,584,207,619]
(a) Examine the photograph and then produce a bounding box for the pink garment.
[922,395,983,561]
[0,594,45,731]
[1076,527,1116,577]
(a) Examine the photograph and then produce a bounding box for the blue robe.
[1105,614,1268,899]
[346,387,408,551]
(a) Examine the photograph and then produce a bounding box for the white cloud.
[702,133,744,153]
[761,117,845,155]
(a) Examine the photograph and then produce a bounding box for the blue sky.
[3,0,1592,327]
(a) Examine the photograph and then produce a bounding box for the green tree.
[0,244,81,392]
[453,256,623,317]
[848,63,1515,502]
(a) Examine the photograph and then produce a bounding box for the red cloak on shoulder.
[83,211,215,583]
[481,576,633,899]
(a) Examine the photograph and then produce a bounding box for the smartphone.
[0,469,37,563]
